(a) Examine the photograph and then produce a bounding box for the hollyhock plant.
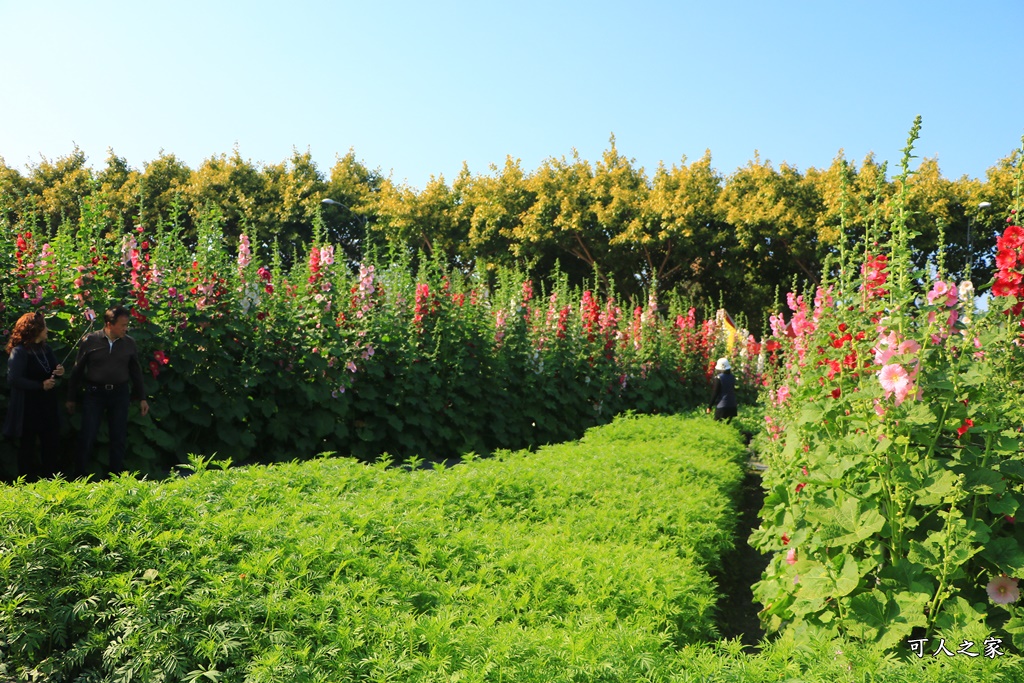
[580,290,600,341]
[752,124,1024,651]
[861,253,889,299]
[992,221,1024,318]
[237,234,252,270]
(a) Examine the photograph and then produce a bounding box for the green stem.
[925,505,958,636]
[925,333,969,459]
[971,432,996,523]
[877,448,900,562]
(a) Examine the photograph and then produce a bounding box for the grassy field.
[1,413,1022,682]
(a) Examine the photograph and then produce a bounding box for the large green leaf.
[915,468,959,506]
[981,537,1024,573]
[989,493,1020,517]
[828,496,885,545]
[842,589,921,649]
[879,559,934,594]
[963,468,1005,496]
[844,590,896,641]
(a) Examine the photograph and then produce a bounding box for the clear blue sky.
[1,0,1021,190]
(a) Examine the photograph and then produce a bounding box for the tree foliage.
[0,137,1018,328]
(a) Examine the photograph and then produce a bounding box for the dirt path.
[711,465,770,648]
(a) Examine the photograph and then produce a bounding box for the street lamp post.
[966,201,992,281]
[321,198,367,268]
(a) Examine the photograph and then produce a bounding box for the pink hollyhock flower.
[786,548,797,566]
[878,363,912,404]
[769,312,788,338]
[986,575,1020,604]
[897,339,921,356]
[947,308,959,329]
[873,330,900,366]
[775,385,790,406]
[926,280,952,305]
[237,234,252,269]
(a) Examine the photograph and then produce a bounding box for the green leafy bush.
[0,205,761,478]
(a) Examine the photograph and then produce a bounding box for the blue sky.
[1,0,1021,190]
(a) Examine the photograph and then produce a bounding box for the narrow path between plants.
[711,464,770,648]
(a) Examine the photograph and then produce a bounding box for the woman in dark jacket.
[3,312,64,481]
[707,357,738,423]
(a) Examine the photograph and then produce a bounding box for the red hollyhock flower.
[999,224,1024,249]
[993,276,1020,298]
[795,482,806,493]
[957,418,974,438]
[996,249,1018,270]
[861,254,889,298]
[148,360,160,378]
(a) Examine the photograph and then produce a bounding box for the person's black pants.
[16,428,59,481]
[77,384,130,477]
[714,406,737,424]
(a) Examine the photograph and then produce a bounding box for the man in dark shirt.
[66,306,149,477]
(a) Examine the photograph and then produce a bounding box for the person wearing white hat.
[707,357,737,423]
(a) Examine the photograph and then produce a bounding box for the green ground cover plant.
[0,414,746,682]
[2,413,1021,681]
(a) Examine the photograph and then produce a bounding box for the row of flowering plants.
[751,124,1024,652]
[0,194,760,478]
